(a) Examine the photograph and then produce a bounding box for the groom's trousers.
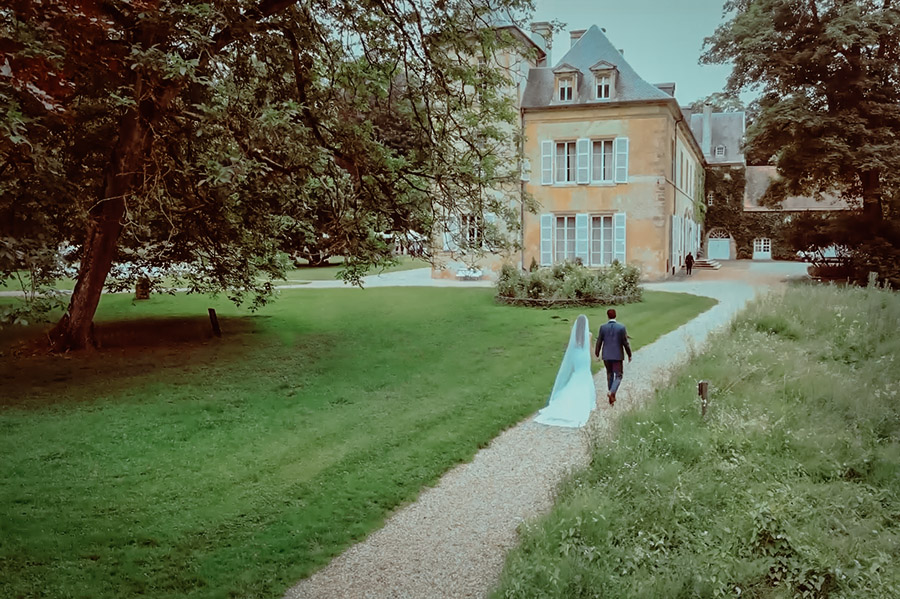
[603,360,624,393]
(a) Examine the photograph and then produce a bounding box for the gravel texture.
[282,264,808,599]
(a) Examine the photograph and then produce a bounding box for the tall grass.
[0,287,714,599]
[493,283,900,599]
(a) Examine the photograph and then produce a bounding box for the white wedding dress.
[534,314,597,428]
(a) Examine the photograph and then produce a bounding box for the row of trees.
[3,0,899,351]
[1,0,532,350]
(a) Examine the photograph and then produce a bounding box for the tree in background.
[687,91,745,114]
[0,0,534,350]
[702,0,900,284]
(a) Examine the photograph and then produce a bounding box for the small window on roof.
[558,77,574,102]
[595,74,611,100]
[715,145,726,157]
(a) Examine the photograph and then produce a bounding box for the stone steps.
[693,259,722,270]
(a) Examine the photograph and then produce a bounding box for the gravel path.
[283,264,809,599]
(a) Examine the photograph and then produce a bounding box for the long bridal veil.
[534,314,597,428]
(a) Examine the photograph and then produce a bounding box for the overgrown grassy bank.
[0,287,714,599]
[493,283,900,598]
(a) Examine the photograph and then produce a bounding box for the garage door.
[707,239,730,260]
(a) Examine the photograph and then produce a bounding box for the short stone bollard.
[698,380,709,417]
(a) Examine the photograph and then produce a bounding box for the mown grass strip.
[492,283,900,599]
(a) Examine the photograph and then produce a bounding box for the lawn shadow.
[1,315,264,409]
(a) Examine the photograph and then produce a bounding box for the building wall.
[432,41,538,281]
[521,103,681,279]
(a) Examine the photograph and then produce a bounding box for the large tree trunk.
[48,103,150,351]
[860,170,884,221]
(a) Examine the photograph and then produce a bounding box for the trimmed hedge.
[496,261,643,306]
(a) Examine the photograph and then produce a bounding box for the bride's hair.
[575,314,586,346]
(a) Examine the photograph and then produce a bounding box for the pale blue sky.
[529,0,748,106]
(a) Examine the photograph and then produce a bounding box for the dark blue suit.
[595,319,632,396]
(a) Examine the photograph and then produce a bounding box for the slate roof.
[689,112,746,165]
[521,25,674,109]
[744,166,851,211]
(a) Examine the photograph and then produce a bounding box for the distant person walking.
[594,308,632,406]
[685,252,694,276]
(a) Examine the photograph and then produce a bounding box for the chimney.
[702,102,713,157]
[530,21,552,66]
[570,29,586,48]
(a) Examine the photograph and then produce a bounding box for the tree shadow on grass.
[0,315,264,409]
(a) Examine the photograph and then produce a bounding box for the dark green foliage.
[0,0,536,342]
[705,166,797,259]
[496,261,643,306]
[702,0,900,281]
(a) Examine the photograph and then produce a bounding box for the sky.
[528,0,745,106]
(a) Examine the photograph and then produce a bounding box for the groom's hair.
[607,309,616,319]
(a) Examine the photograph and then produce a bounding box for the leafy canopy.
[1,0,535,311]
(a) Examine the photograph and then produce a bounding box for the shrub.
[496,261,642,306]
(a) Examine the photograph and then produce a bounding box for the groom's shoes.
[608,392,616,406]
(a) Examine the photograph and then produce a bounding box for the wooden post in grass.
[698,380,709,417]
[208,308,221,337]
[135,278,150,300]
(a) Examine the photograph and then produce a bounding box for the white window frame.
[589,214,615,266]
[555,141,577,183]
[558,77,573,102]
[715,144,726,157]
[595,74,611,100]
[554,215,577,262]
[460,213,483,247]
[590,139,614,183]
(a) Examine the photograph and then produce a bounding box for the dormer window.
[558,77,574,102]
[715,145,726,157]
[588,60,617,102]
[596,74,611,99]
[552,63,580,104]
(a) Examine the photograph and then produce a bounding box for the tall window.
[558,77,573,102]
[590,215,614,265]
[555,215,576,261]
[591,140,614,182]
[555,141,576,183]
[461,214,482,246]
[595,74,611,99]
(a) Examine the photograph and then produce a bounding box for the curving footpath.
[283,262,809,599]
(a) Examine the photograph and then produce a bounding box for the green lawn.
[492,283,900,599]
[282,255,430,281]
[0,287,715,599]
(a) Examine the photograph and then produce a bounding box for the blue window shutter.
[614,212,626,263]
[576,138,590,184]
[540,213,553,265]
[614,137,629,183]
[575,213,589,263]
[541,141,553,185]
[443,214,459,251]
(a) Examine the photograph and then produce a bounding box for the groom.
[595,308,632,406]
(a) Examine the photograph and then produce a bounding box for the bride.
[534,314,597,428]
